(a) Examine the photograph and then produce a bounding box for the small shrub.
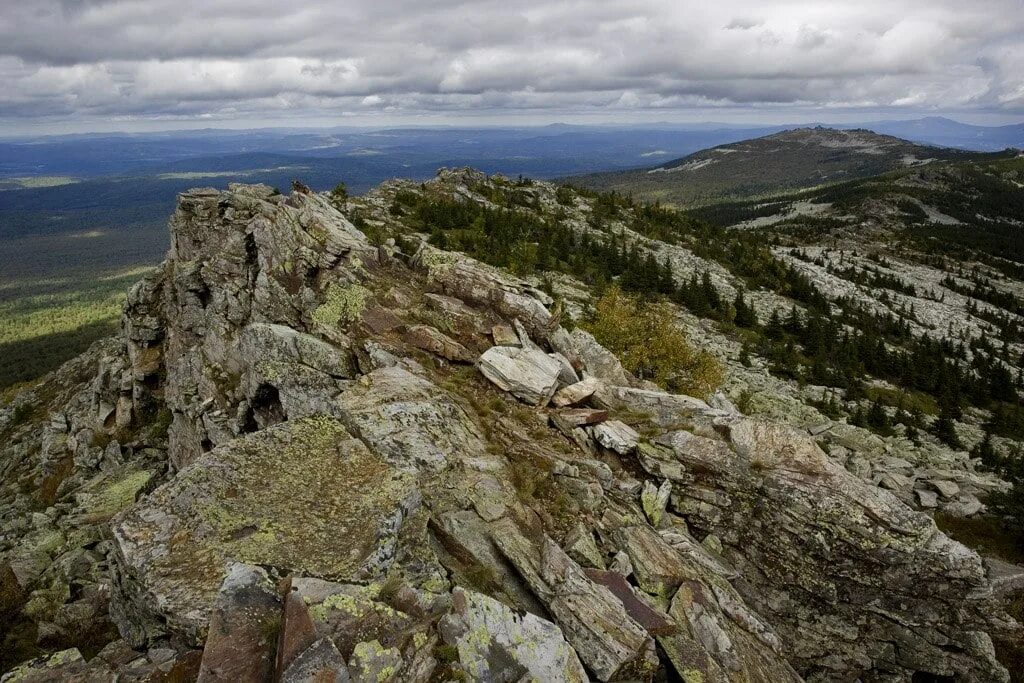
[583,286,724,398]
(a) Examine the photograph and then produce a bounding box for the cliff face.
[0,175,1018,682]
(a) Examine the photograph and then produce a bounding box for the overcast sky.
[1,0,1023,133]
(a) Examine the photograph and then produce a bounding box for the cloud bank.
[1,0,1022,129]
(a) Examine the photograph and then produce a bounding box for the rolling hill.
[572,127,1009,206]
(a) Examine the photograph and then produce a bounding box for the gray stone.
[552,376,602,407]
[491,518,658,681]
[348,640,402,683]
[589,420,639,455]
[440,587,588,682]
[915,489,939,508]
[478,345,563,406]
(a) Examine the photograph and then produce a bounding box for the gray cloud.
[0,0,1022,129]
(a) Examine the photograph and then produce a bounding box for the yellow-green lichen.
[681,669,705,683]
[85,468,153,520]
[312,283,370,327]
[115,415,418,631]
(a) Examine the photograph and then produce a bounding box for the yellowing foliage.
[583,286,723,399]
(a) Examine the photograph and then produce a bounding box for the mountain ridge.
[1,168,1021,681]
[571,126,1011,207]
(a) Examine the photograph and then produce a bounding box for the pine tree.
[733,291,757,328]
[933,409,963,450]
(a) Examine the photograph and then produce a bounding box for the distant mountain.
[846,117,1024,152]
[570,127,1001,206]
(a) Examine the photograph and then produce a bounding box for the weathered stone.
[590,420,639,455]
[290,579,414,662]
[0,648,112,683]
[337,365,486,471]
[944,493,983,517]
[348,640,402,683]
[439,587,588,682]
[613,524,689,598]
[197,564,281,683]
[402,324,474,363]
[985,557,1024,597]
[491,324,520,347]
[490,518,658,681]
[640,480,672,528]
[595,385,718,427]
[929,479,961,499]
[642,413,1010,681]
[551,408,608,429]
[565,523,607,570]
[570,329,631,386]
[112,418,418,646]
[583,569,675,637]
[430,510,546,617]
[277,587,319,676]
[478,345,562,406]
[360,306,404,334]
[281,638,350,683]
[552,377,602,407]
[915,488,939,508]
[550,352,581,387]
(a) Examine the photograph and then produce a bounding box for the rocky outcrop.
[1,176,1018,682]
[112,417,419,646]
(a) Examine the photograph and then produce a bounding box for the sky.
[1,0,1023,134]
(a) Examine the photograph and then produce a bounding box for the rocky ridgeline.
[0,176,1020,682]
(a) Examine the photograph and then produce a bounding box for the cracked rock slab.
[111,417,418,646]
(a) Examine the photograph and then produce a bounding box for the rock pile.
[0,178,1019,682]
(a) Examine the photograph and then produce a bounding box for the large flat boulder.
[111,417,419,646]
[478,346,562,406]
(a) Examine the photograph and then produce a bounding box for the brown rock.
[584,569,676,636]
[197,564,282,683]
[277,587,318,677]
[360,306,403,334]
[402,324,474,363]
[492,324,520,347]
[553,408,608,428]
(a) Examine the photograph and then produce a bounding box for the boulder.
[348,640,402,683]
[336,365,486,470]
[640,415,1010,681]
[590,420,639,455]
[640,480,672,528]
[595,385,719,427]
[569,329,631,386]
[490,518,658,681]
[281,638,350,683]
[402,324,474,363]
[553,377,602,407]
[915,488,939,508]
[478,346,563,406]
[439,587,588,682]
[197,564,281,683]
[491,324,520,347]
[289,578,414,661]
[929,479,961,499]
[552,408,608,428]
[112,418,419,646]
[583,570,675,637]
